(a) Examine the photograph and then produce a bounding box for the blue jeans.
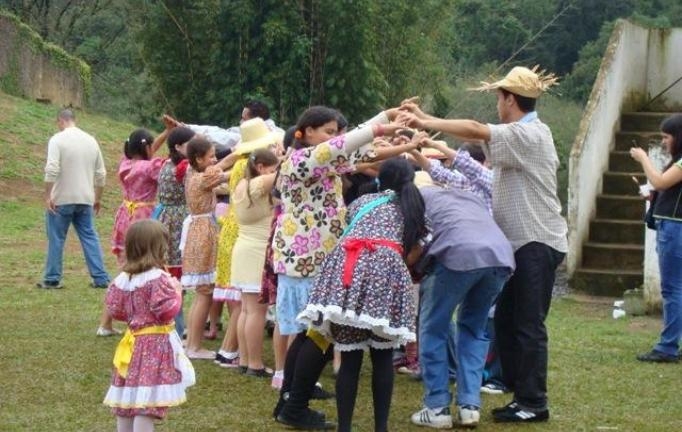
[419,263,509,409]
[654,219,682,356]
[43,204,109,285]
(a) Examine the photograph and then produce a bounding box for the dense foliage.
[0,0,681,125]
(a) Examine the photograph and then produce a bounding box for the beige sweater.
[44,126,107,206]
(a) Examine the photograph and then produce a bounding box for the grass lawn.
[0,91,680,431]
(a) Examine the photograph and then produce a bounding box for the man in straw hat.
[399,66,567,424]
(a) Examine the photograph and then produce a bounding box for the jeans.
[654,219,682,356]
[43,204,109,285]
[419,262,510,409]
[495,242,564,410]
[482,315,504,385]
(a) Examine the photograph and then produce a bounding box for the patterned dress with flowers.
[112,157,165,267]
[103,268,195,418]
[298,191,416,351]
[272,113,387,279]
[154,160,189,279]
[181,168,220,288]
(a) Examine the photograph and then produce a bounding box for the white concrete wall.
[646,28,682,110]
[567,20,649,276]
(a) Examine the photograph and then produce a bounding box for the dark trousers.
[494,242,564,410]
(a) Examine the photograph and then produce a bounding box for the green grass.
[1,91,680,431]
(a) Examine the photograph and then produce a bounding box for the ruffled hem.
[113,269,167,291]
[181,272,216,288]
[103,384,188,408]
[298,304,415,345]
[334,340,404,352]
[212,287,242,302]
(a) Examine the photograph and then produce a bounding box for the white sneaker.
[96,327,121,337]
[458,405,480,428]
[410,406,453,429]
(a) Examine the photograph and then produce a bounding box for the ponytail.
[377,158,427,255]
[243,148,279,207]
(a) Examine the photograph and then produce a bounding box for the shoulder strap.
[342,194,394,236]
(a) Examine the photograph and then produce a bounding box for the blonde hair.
[122,220,169,275]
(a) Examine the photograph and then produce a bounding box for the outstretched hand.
[163,114,182,129]
[629,147,647,163]
[396,112,425,130]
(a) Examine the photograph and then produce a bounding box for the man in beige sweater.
[37,109,110,289]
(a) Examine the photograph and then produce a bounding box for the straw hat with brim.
[470,65,558,99]
[421,146,448,160]
[414,171,435,188]
[233,118,284,155]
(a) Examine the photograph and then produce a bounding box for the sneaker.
[492,404,549,423]
[90,282,109,289]
[215,354,240,368]
[457,405,480,428]
[636,349,680,363]
[96,327,121,337]
[276,407,335,430]
[491,401,518,415]
[410,406,453,429]
[480,382,508,395]
[36,281,63,289]
[311,382,334,400]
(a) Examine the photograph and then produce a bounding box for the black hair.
[283,125,297,152]
[245,100,270,120]
[336,111,349,133]
[377,158,427,256]
[661,114,682,168]
[500,88,537,113]
[244,148,279,207]
[459,143,486,164]
[57,109,75,121]
[343,172,377,205]
[124,128,154,160]
[186,135,214,171]
[293,106,338,149]
[167,126,195,165]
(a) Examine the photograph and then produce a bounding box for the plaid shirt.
[427,155,492,215]
[484,117,568,252]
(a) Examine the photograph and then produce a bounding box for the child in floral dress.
[181,136,238,359]
[299,157,428,432]
[103,219,195,432]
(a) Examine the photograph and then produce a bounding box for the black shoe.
[90,282,108,289]
[311,384,334,400]
[637,349,680,363]
[272,392,289,420]
[493,404,549,423]
[36,281,63,289]
[491,401,518,415]
[276,407,335,430]
[245,367,273,378]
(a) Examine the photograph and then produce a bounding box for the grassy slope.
[0,91,680,431]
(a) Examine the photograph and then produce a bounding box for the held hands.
[396,112,425,129]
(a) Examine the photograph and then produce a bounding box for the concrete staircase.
[571,112,665,296]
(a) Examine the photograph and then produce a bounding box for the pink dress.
[103,268,195,418]
[111,157,165,266]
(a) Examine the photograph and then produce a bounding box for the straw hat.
[421,144,448,160]
[414,171,435,188]
[233,118,284,155]
[470,65,558,98]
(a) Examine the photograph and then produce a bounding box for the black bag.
[645,191,658,230]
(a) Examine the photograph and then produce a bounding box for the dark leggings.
[336,348,394,432]
[280,332,333,415]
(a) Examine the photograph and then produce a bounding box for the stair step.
[571,268,643,297]
[615,131,662,151]
[596,194,646,220]
[603,172,646,195]
[609,151,644,172]
[621,112,670,132]
[589,219,644,243]
[582,242,643,270]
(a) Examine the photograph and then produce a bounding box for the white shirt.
[44,126,107,206]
